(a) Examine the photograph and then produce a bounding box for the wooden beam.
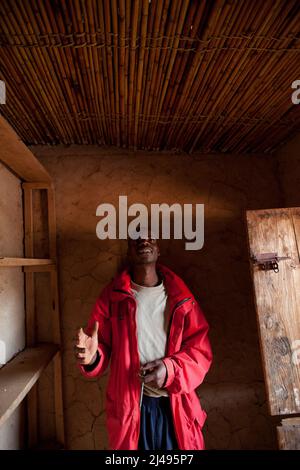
[23,188,35,345]
[0,115,52,183]
[23,186,38,447]
[0,258,54,267]
[22,182,53,190]
[50,270,62,345]
[54,352,65,445]
[0,344,58,428]
[280,417,300,426]
[47,186,57,260]
[24,264,56,273]
[47,186,65,445]
[277,418,300,450]
[27,385,38,448]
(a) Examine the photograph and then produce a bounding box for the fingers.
[141,361,157,372]
[75,327,84,337]
[144,372,157,384]
[73,327,96,365]
[75,352,86,359]
[75,328,82,340]
[77,357,90,365]
[92,321,99,337]
[75,327,86,346]
[74,344,85,358]
[74,347,92,365]
[139,361,166,389]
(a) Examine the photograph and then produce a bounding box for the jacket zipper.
[166,297,192,340]
[174,297,192,309]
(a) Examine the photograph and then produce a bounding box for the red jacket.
[79,264,213,450]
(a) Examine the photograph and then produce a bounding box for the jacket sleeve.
[78,284,112,379]
[162,301,212,394]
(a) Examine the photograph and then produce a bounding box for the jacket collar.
[111,263,194,306]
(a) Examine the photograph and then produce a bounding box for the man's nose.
[138,239,150,247]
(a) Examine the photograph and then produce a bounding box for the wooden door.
[246,208,300,416]
[277,418,300,450]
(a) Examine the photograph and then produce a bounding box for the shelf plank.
[22,182,53,190]
[0,344,59,427]
[0,258,54,267]
[281,417,300,426]
[0,115,52,183]
[23,265,56,272]
[23,186,37,446]
[277,419,300,450]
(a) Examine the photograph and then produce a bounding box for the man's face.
[127,235,160,266]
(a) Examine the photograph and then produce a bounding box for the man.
[74,234,212,450]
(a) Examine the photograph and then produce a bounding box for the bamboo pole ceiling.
[0,0,300,153]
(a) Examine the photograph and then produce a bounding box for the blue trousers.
[138,395,178,450]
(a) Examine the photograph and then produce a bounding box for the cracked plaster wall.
[31,145,285,449]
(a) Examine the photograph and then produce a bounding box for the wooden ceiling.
[0,0,300,153]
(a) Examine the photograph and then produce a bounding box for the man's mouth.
[137,247,152,255]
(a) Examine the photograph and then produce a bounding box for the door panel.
[246,208,300,416]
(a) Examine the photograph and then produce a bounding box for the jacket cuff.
[83,350,100,372]
[78,346,104,378]
[162,357,175,389]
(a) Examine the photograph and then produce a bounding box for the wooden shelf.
[281,417,300,426]
[0,114,65,446]
[0,344,59,427]
[0,257,54,267]
[277,418,300,450]
[0,115,52,183]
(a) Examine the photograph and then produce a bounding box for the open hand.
[74,321,99,365]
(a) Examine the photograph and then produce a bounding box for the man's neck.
[131,264,159,287]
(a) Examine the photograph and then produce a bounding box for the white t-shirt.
[131,280,169,397]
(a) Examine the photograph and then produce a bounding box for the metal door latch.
[251,252,291,273]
